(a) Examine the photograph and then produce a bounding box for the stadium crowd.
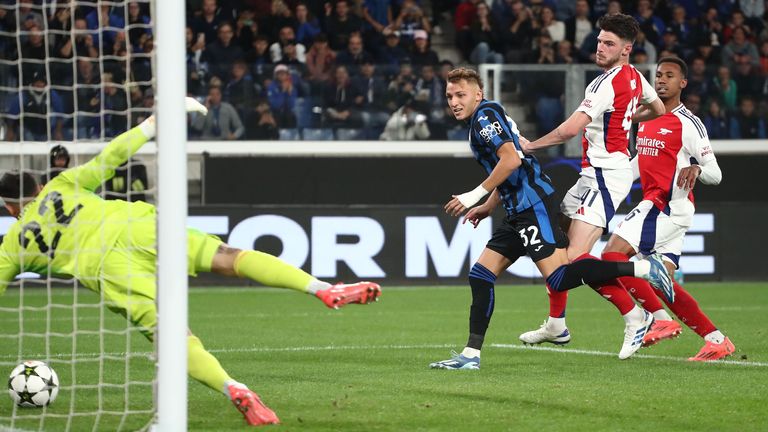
[0,0,766,142]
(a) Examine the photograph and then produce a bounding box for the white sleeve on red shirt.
[680,111,722,185]
[576,74,616,120]
[638,72,659,105]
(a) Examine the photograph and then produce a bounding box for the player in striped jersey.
[601,57,734,361]
[429,68,672,369]
[519,14,667,348]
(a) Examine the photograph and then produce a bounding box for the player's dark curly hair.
[0,171,38,202]
[447,68,484,90]
[597,13,640,43]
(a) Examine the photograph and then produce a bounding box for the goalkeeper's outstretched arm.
[60,97,208,192]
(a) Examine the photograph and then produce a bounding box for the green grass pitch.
[1,282,767,431]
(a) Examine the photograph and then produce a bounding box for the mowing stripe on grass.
[1,343,765,368]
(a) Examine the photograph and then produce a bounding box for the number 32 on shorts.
[518,225,541,247]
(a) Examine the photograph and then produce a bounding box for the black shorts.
[486,194,569,263]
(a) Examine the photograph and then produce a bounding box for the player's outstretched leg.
[187,334,280,426]
[211,244,382,309]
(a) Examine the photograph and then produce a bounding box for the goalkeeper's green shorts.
[98,221,222,339]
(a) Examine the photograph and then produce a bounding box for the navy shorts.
[486,194,569,263]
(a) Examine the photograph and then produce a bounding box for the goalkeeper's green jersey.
[0,127,154,295]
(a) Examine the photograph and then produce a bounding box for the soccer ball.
[7,361,59,408]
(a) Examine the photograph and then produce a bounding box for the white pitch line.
[1,343,765,368]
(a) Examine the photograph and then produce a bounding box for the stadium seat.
[278,128,300,140]
[335,128,364,141]
[302,128,334,140]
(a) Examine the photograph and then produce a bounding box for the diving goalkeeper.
[0,98,381,427]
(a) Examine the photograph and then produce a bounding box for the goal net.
[0,1,174,430]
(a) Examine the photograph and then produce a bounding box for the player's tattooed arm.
[527,111,590,151]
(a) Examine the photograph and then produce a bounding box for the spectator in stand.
[387,62,418,109]
[127,2,152,51]
[193,86,245,139]
[722,26,760,68]
[361,0,393,58]
[103,73,129,137]
[565,0,593,50]
[380,97,431,140]
[684,56,710,98]
[20,24,45,83]
[352,60,391,137]
[234,9,259,51]
[703,99,731,139]
[414,64,449,139]
[323,65,363,128]
[722,10,751,43]
[710,65,739,110]
[276,39,308,77]
[192,0,224,45]
[468,1,504,64]
[729,97,766,138]
[187,26,208,96]
[504,0,535,63]
[683,93,702,117]
[267,64,301,129]
[377,30,411,77]
[6,72,66,141]
[49,7,74,86]
[204,22,244,83]
[690,7,724,49]
[455,0,481,59]
[85,5,125,50]
[760,40,768,75]
[336,33,375,76]
[660,29,685,59]
[305,33,337,92]
[296,3,322,47]
[391,0,431,46]
[245,34,273,84]
[72,17,99,59]
[75,59,101,139]
[739,0,765,31]
[535,6,565,43]
[17,0,44,36]
[695,38,721,66]
[556,39,575,64]
[633,0,664,45]
[633,31,657,65]
[244,99,280,140]
[225,60,258,117]
[325,0,363,51]
[270,26,307,64]
[631,48,649,65]
[262,0,297,41]
[668,6,692,48]
[732,58,763,98]
[410,29,440,67]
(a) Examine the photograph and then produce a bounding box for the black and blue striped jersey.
[468,100,556,215]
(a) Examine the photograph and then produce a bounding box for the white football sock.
[652,309,673,321]
[622,305,645,324]
[546,317,566,332]
[633,260,651,278]
[461,347,481,358]
[704,330,725,344]
[223,380,247,398]
[305,279,332,294]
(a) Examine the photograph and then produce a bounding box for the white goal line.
[0,343,764,368]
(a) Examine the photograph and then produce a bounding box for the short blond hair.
[446,67,484,90]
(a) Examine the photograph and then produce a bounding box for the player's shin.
[466,263,497,357]
[187,335,232,393]
[663,280,717,338]
[602,252,672,321]
[233,250,316,293]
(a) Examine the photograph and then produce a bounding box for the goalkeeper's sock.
[234,250,317,293]
[188,335,232,394]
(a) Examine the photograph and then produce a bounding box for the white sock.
[546,317,566,332]
[633,260,651,278]
[223,380,247,398]
[305,279,332,294]
[622,305,645,324]
[652,309,673,321]
[461,347,481,358]
[704,330,725,344]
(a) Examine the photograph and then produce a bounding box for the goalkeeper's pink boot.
[316,282,382,309]
[228,385,280,426]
